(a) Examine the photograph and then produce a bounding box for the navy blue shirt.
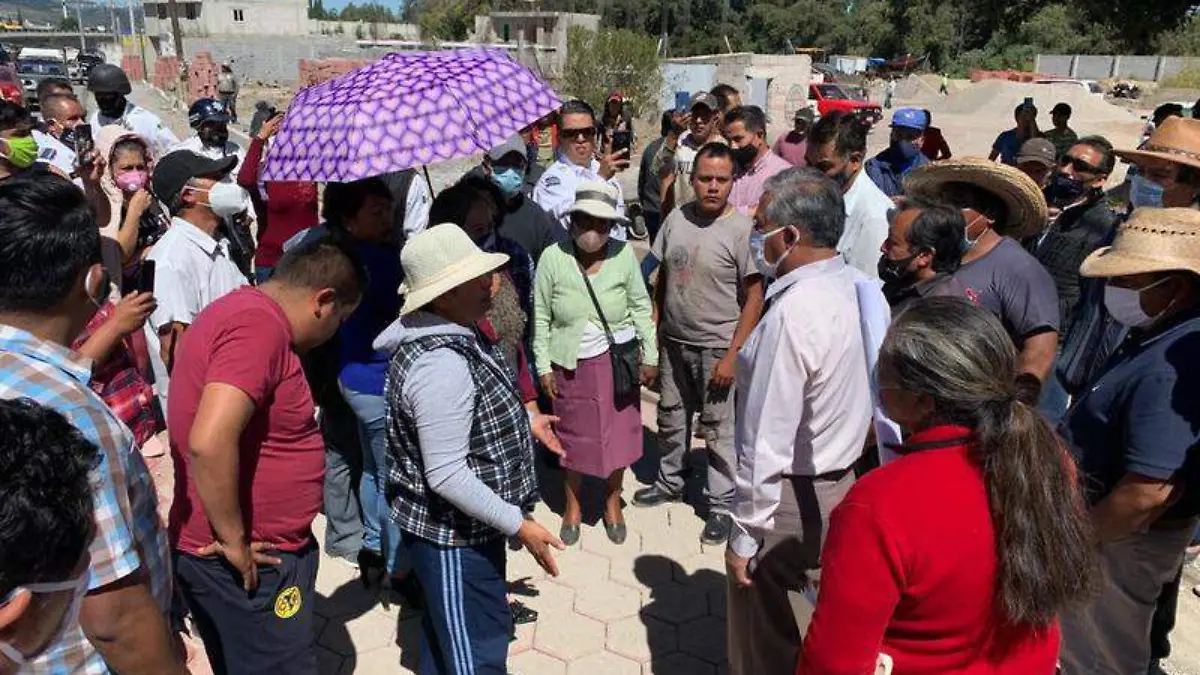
[1061,311,1200,519]
[864,145,929,198]
[991,129,1025,166]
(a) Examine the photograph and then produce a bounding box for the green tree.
[1158,13,1200,56]
[60,15,79,30]
[563,26,663,116]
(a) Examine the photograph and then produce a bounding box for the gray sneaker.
[701,513,732,546]
[628,215,649,241]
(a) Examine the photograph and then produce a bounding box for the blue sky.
[319,0,406,13]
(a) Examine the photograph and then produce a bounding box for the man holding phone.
[989,101,1042,166]
[651,92,727,217]
[32,93,85,175]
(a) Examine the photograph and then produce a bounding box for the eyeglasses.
[561,126,597,142]
[1058,155,1101,174]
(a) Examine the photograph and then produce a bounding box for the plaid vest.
[384,332,537,546]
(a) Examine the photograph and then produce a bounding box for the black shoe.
[390,575,425,611]
[559,522,581,546]
[510,600,539,625]
[357,549,386,590]
[632,485,681,508]
[701,513,732,546]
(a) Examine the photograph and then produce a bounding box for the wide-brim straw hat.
[1080,207,1200,279]
[903,157,1049,239]
[1114,117,1200,171]
[567,179,628,222]
[398,223,509,315]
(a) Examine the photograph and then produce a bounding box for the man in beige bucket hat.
[371,223,565,674]
[1057,207,1200,675]
[1118,116,1200,209]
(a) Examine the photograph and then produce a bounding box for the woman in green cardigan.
[533,180,658,546]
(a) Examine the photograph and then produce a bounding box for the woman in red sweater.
[798,297,1094,675]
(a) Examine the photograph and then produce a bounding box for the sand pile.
[930,80,1138,125]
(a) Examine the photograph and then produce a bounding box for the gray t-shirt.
[950,237,1060,342]
[652,202,756,347]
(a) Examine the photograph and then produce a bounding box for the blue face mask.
[1129,173,1166,209]
[749,226,790,279]
[491,167,524,199]
[894,140,921,162]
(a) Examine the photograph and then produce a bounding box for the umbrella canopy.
[261,49,561,183]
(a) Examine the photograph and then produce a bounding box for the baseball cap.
[891,108,928,131]
[690,92,719,112]
[1051,102,1072,116]
[794,107,816,124]
[1016,138,1057,168]
[486,135,527,162]
[152,151,238,203]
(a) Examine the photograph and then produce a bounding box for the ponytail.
[975,398,1094,626]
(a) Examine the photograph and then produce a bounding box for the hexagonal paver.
[607,615,677,663]
[581,526,644,558]
[707,585,727,619]
[641,582,709,625]
[527,579,577,614]
[319,607,399,656]
[567,651,641,675]
[574,580,643,622]
[507,545,552,585]
[672,554,725,586]
[552,549,612,589]
[509,650,567,675]
[612,554,675,592]
[677,616,727,665]
[534,612,606,660]
[508,622,536,656]
[314,580,384,620]
[645,652,718,675]
[350,643,419,675]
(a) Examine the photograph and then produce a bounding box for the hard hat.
[86,63,132,95]
[187,98,231,129]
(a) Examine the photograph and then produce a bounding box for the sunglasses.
[1058,155,1101,174]
[562,126,597,141]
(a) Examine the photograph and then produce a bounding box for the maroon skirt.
[553,352,643,478]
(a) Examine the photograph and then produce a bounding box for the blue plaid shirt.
[0,325,171,674]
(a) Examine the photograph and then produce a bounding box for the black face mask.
[732,145,758,172]
[199,126,229,149]
[877,252,918,285]
[1045,171,1088,207]
[96,94,126,118]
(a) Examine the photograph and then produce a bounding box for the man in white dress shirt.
[533,99,628,242]
[805,110,892,279]
[726,167,880,675]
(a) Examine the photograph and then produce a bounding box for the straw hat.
[567,180,627,222]
[398,223,509,315]
[903,157,1049,239]
[1080,207,1200,279]
[1114,117,1200,171]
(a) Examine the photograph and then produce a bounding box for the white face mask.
[0,573,89,668]
[573,228,608,254]
[1103,277,1172,328]
[187,182,248,218]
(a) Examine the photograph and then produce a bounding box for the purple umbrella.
[261,49,561,183]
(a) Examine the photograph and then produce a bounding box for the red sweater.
[798,426,1059,675]
[237,136,319,268]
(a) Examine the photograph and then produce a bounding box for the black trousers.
[175,542,319,675]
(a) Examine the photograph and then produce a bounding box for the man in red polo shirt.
[168,238,365,674]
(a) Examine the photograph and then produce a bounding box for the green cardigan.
[532,240,659,376]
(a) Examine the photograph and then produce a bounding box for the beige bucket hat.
[567,180,627,222]
[903,157,1049,239]
[398,223,509,315]
[1080,207,1200,279]
[1114,117,1200,171]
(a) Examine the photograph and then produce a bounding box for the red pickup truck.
[809,83,883,125]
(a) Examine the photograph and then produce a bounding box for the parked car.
[16,47,67,110]
[1033,78,1104,96]
[808,82,883,125]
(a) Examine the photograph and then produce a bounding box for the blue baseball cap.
[891,108,928,131]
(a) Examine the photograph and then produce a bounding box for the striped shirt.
[0,325,171,674]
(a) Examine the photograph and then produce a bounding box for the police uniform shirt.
[532,157,627,241]
[89,101,180,158]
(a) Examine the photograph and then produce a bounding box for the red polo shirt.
[167,287,325,554]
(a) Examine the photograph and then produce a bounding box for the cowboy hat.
[567,180,627,222]
[1114,117,1200,172]
[398,223,509,315]
[903,157,1049,239]
[1080,207,1200,279]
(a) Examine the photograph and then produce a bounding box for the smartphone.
[674,91,691,112]
[611,130,632,156]
[73,123,94,166]
[136,260,156,295]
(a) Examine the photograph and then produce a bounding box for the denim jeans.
[340,383,408,574]
[319,395,363,560]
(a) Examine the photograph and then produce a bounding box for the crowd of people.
[0,62,1199,675]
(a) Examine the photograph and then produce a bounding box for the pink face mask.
[115,169,149,194]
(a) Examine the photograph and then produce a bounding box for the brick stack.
[297,58,368,89]
[187,51,219,103]
[969,69,1040,83]
[152,56,182,92]
[121,55,145,82]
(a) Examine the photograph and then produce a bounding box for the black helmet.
[87,63,131,95]
[188,98,231,129]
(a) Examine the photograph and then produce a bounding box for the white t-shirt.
[839,170,893,279]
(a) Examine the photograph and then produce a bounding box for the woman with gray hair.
[798,297,1094,674]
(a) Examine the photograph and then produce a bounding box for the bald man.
[34,93,86,175]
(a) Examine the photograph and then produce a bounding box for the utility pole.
[166,0,184,60]
[75,0,86,52]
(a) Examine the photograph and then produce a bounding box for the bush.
[562,26,663,118]
[1163,65,1200,89]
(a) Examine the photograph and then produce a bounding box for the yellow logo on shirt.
[274,585,302,619]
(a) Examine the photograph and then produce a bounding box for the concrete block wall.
[173,34,358,86]
[297,57,368,89]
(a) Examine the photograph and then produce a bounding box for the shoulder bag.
[576,256,642,398]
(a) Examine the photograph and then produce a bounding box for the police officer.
[171,98,245,170]
[533,99,629,241]
[87,63,178,156]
